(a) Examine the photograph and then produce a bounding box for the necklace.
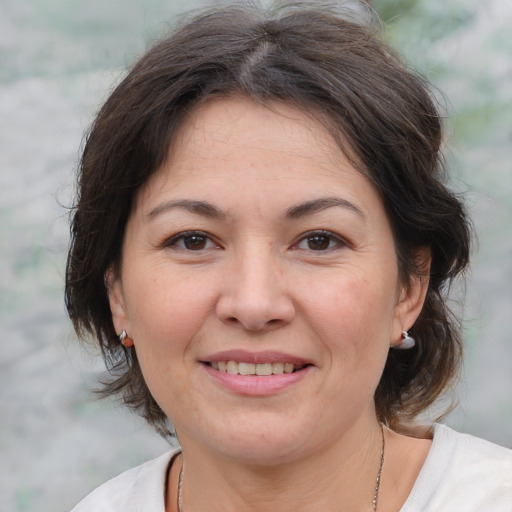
[372,423,385,512]
[177,424,385,512]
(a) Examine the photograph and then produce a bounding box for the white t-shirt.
[71,424,512,511]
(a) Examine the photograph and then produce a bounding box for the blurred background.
[0,0,510,510]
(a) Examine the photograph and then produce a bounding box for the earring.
[119,329,134,348]
[395,330,415,350]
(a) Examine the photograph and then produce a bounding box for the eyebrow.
[285,197,366,221]
[147,199,226,220]
[146,196,366,222]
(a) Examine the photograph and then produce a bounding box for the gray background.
[1,1,511,511]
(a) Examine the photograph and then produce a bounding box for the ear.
[105,267,131,337]
[391,247,431,347]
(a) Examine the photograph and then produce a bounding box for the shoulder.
[70,448,180,512]
[401,424,512,511]
[432,424,512,476]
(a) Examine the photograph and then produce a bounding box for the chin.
[191,411,324,466]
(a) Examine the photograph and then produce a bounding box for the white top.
[71,425,512,511]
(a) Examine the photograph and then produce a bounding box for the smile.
[209,361,306,375]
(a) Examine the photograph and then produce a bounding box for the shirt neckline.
[399,424,455,511]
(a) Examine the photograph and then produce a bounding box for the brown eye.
[295,231,346,252]
[307,235,331,251]
[166,231,217,251]
[183,235,208,250]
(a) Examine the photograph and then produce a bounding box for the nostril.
[222,315,286,331]
[216,292,296,331]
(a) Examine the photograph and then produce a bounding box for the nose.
[215,245,296,332]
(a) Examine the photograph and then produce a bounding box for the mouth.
[201,352,313,394]
[206,361,309,376]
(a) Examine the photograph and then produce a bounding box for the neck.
[174,420,384,512]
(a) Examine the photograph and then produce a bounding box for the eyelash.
[293,230,348,252]
[163,229,348,252]
[164,230,220,251]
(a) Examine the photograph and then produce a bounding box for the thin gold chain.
[372,423,385,512]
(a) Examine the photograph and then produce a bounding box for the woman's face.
[109,98,427,464]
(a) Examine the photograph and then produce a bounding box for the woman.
[66,1,512,511]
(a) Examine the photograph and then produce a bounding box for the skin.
[109,98,432,511]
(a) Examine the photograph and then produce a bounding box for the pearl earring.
[395,330,415,350]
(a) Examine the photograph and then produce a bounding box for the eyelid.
[162,230,221,250]
[292,229,350,251]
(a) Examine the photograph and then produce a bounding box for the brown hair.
[66,1,471,436]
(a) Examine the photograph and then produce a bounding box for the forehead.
[177,98,340,165]
[132,97,389,225]
[144,97,347,183]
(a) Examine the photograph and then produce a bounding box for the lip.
[200,350,313,396]
[202,363,312,395]
[202,350,311,366]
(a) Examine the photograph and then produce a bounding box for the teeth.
[272,362,284,374]
[211,361,304,375]
[227,361,238,375]
[238,362,255,375]
[256,363,272,376]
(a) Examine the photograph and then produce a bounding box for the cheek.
[300,272,396,356]
[123,272,214,412]
[124,266,217,359]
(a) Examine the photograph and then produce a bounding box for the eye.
[295,231,346,251]
[165,231,218,251]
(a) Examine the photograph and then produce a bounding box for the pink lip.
[202,363,312,395]
[202,350,310,366]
